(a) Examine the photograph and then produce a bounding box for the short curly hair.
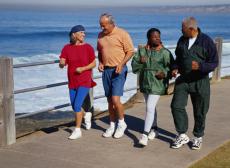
[147,28,161,40]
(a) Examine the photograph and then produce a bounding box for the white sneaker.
[68,128,82,140]
[114,122,127,139]
[102,126,115,138]
[139,134,148,146]
[171,134,189,149]
[84,112,92,130]
[191,137,202,150]
[148,129,158,140]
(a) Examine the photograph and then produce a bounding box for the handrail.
[10,39,230,69]
[15,86,139,119]
[1,37,229,146]
[13,58,230,117]
[14,81,68,94]
[222,65,230,69]
[10,40,230,118]
[222,53,230,57]
[13,60,59,68]
[14,69,133,95]
[223,40,230,43]
[16,103,71,119]
[166,46,176,50]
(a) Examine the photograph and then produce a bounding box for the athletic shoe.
[148,129,158,140]
[171,134,190,149]
[114,122,127,139]
[139,134,148,146]
[84,112,92,130]
[68,128,82,140]
[191,137,202,150]
[102,126,115,138]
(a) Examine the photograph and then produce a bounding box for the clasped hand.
[155,71,165,80]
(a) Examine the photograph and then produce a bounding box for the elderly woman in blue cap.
[59,25,96,140]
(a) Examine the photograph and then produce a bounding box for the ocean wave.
[13,53,60,64]
[0,31,99,39]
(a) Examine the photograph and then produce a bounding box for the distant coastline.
[139,4,230,13]
[0,4,230,13]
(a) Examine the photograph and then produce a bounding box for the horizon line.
[1,3,230,8]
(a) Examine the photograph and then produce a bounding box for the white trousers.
[143,94,160,133]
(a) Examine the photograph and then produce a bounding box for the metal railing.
[14,38,230,118]
[13,60,60,68]
[222,40,230,69]
[0,37,229,146]
[14,62,136,119]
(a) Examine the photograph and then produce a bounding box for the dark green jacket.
[131,47,173,95]
[174,28,218,81]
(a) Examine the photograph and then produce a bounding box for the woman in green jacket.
[131,28,173,146]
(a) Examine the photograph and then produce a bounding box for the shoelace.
[174,136,185,145]
[192,138,202,146]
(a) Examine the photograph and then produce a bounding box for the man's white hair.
[183,17,198,30]
[100,13,115,24]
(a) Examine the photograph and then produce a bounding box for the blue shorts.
[69,87,90,112]
[102,65,127,97]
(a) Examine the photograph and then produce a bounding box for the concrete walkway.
[1,79,230,168]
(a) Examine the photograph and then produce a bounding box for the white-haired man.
[171,17,218,150]
[97,13,134,139]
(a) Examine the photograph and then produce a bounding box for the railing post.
[0,57,16,147]
[212,37,223,82]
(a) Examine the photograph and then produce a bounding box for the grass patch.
[189,141,230,168]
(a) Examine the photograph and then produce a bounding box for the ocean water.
[0,7,230,114]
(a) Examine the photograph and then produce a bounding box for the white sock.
[142,134,148,137]
[110,122,115,128]
[180,133,187,137]
[75,127,81,131]
[85,112,91,115]
[118,118,125,125]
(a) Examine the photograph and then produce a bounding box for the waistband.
[104,66,117,69]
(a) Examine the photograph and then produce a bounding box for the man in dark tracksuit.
[171,17,218,150]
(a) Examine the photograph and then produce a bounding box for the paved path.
[1,79,230,168]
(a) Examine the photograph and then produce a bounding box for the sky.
[1,0,230,7]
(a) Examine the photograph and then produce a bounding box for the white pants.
[143,94,160,134]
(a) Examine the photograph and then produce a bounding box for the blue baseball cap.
[69,25,85,35]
